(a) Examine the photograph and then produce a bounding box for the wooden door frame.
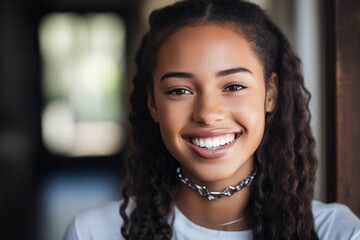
[326,0,360,216]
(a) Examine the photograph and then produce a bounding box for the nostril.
[192,99,226,125]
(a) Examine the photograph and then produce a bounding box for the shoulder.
[312,200,360,240]
[64,199,133,240]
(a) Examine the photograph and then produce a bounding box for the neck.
[175,165,254,231]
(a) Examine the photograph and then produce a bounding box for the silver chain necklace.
[176,167,257,201]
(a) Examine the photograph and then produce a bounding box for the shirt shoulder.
[312,200,360,240]
[64,200,132,240]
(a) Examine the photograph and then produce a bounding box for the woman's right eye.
[166,88,192,95]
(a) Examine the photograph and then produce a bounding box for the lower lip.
[185,136,239,159]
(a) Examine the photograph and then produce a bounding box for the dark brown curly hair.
[120,0,318,239]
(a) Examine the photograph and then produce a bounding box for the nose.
[192,92,226,125]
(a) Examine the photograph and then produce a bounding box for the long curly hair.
[120,0,318,239]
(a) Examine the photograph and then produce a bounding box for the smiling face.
[148,24,276,187]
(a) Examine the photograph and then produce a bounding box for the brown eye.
[166,88,192,95]
[224,84,245,92]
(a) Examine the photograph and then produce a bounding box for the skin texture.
[148,24,277,230]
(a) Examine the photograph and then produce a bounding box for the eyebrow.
[160,72,194,81]
[216,67,253,77]
[159,67,252,82]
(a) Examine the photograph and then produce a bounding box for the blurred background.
[0,0,359,239]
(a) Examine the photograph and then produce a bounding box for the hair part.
[120,0,318,239]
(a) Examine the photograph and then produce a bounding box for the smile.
[190,133,238,150]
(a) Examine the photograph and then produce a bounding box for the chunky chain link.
[176,167,257,201]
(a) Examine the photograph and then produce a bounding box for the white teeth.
[213,138,220,147]
[190,134,236,150]
[205,139,212,148]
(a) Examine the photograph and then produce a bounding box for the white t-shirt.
[64,200,360,240]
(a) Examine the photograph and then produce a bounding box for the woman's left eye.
[223,84,245,92]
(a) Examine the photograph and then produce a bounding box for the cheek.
[227,94,267,153]
[155,96,190,140]
[228,93,266,128]
[156,102,189,162]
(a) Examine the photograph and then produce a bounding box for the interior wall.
[294,0,325,200]
[0,1,39,239]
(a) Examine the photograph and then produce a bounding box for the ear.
[265,72,278,112]
[147,93,159,122]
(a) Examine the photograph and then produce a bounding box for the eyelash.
[223,84,245,92]
[165,88,192,95]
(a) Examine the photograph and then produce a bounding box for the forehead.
[155,24,263,77]
[159,23,249,53]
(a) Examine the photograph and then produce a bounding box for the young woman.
[65,0,360,239]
